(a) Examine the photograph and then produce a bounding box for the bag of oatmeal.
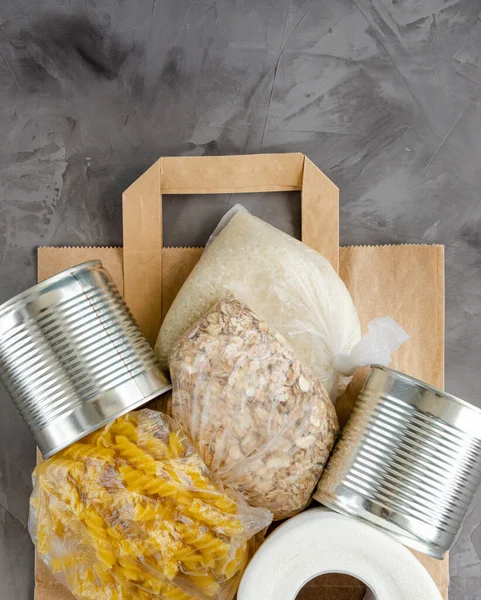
[169,296,339,520]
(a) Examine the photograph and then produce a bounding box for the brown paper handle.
[122,153,339,344]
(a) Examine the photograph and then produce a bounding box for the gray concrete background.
[1,0,480,598]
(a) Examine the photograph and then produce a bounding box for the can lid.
[0,260,101,317]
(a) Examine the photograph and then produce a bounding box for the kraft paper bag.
[35,154,447,600]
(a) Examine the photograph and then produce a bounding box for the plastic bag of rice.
[157,205,407,400]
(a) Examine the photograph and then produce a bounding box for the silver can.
[314,365,481,559]
[0,260,171,458]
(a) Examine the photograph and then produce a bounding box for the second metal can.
[314,365,481,559]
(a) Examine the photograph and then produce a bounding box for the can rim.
[313,492,445,560]
[0,260,102,317]
[42,382,172,459]
[372,364,481,417]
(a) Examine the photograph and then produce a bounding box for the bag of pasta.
[169,296,340,520]
[29,409,272,600]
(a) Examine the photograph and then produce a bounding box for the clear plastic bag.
[169,296,340,520]
[156,206,361,400]
[334,316,410,376]
[157,206,408,399]
[29,409,272,600]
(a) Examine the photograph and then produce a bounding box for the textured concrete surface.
[1,1,481,598]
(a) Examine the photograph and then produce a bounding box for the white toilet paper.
[238,509,442,600]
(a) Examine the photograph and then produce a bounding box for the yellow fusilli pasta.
[29,409,271,600]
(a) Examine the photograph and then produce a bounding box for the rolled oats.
[169,296,339,520]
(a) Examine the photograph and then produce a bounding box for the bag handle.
[122,153,339,345]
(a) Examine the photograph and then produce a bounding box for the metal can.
[314,365,481,559]
[0,260,171,458]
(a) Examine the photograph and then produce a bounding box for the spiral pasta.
[29,410,271,600]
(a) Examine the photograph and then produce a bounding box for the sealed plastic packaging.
[169,296,339,520]
[29,409,272,600]
[156,207,359,399]
[157,206,409,400]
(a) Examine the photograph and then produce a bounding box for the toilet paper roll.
[238,509,442,600]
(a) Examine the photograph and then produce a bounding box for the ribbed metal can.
[314,365,481,559]
[0,260,171,458]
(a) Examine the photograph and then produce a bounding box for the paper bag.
[35,153,447,600]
